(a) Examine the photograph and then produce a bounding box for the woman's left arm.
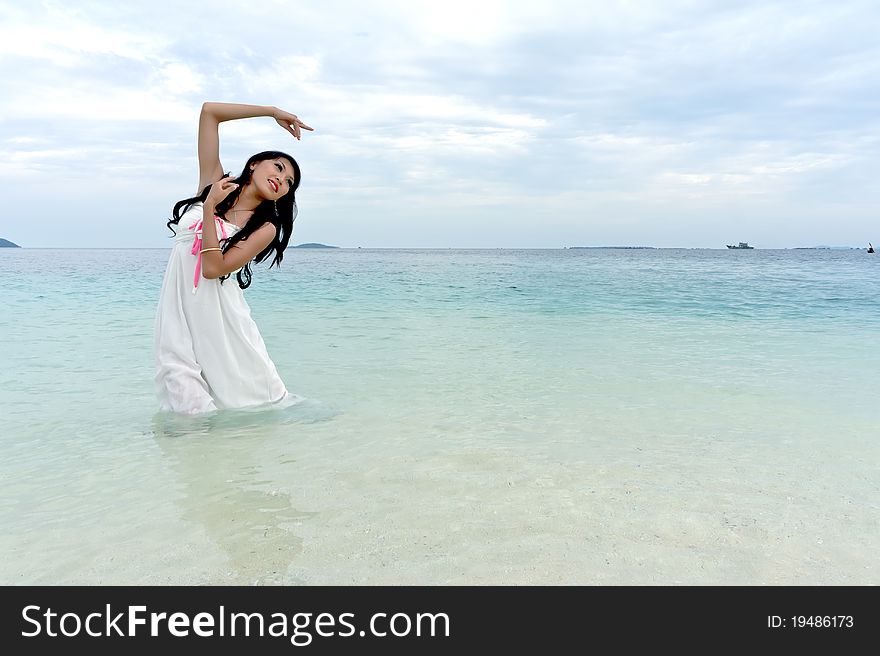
[197,176,277,279]
[201,223,276,279]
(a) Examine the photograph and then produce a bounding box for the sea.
[1,247,878,585]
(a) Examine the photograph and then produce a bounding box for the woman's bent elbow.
[201,265,221,279]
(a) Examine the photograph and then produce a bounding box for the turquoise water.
[1,247,878,584]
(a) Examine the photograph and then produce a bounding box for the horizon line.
[0,245,869,251]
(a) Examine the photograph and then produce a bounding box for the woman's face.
[250,158,296,201]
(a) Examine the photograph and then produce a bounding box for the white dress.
[154,203,290,414]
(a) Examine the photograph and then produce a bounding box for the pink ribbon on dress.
[189,216,229,293]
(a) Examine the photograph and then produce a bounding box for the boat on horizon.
[726,242,754,249]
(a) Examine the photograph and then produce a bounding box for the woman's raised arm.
[196,102,313,193]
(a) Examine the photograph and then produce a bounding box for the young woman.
[155,102,314,414]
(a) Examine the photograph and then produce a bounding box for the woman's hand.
[273,108,314,140]
[205,175,238,209]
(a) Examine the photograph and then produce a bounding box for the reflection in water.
[150,400,339,585]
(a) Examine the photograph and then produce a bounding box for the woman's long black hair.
[167,150,301,289]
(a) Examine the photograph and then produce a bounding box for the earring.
[274,200,279,217]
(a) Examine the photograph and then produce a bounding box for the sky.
[1,0,878,248]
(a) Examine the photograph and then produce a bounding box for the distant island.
[793,246,859,250]
[293,243,339,249]
[0,238,21,248]
[567,246,656,250]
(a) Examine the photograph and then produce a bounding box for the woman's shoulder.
[173,202,204,229]
[180,201,203,217]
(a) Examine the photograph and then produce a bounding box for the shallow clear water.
[1,247,878,584]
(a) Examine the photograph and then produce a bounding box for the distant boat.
[726,242,754,249]
[869,242,875,254]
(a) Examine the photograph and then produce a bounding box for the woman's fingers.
[277,119,298,140]
[207,176,238,205]
[276,113,314,140]
[292,119,314,140]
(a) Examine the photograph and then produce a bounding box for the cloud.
[1,0,878,248]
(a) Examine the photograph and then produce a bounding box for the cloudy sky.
[1,0,877,248]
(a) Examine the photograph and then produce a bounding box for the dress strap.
[189,216,229,293]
